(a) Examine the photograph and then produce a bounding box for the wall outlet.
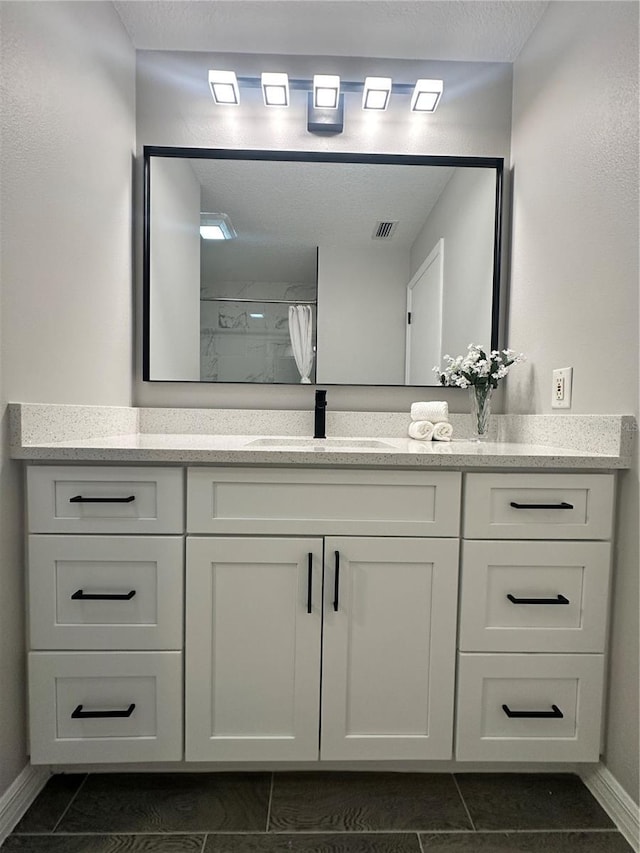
[552,367,573,409]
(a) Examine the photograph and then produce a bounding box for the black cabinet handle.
[502,703,563,719]
[507,593,570,605]
[72,703,135,719]
[510,501,573,510]
[70,495,136,503]
[307,553,313,614]
[333,550,340,612]
[71,589,136,601]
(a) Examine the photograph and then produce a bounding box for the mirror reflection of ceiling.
[192,160,455,251]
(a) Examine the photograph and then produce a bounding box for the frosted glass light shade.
[208,70,240,105]
[261,72,289,107]
[362,77,392,111]
[313,75,340,109]
[410,79,443,112]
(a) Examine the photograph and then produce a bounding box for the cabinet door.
[321,537,459,760]
[186,537,322,761]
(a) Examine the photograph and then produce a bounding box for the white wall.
[316,245,408,385]
[150,157,201,380]
[411,168,496,358]
[507,1,639,803]
[0,0,135,797]
[135,50,512,410]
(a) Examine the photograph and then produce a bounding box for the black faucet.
[314,389,327,439]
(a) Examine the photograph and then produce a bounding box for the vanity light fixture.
[200,212,237,240]
[206,71,443,132]
[208,70,240,105]
[313,74,340,109]
[410,79,443,112]
[308,74,344,134]
[261,72,289,107]
[362,77,392,111]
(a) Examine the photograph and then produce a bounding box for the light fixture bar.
[261,72,289,107]
[313,75,340,109]
[362,77,392,111]
[410,79,443,112]
[208,70,240,105]
[235,77,418,95]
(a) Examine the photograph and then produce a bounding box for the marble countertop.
[10,431,629,469]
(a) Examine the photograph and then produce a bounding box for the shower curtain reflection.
[288,305,315,383]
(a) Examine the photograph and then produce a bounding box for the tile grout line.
[9,828,629,837]
[50,773,90,834]
[265,771,274,832]
[452,774,477,832]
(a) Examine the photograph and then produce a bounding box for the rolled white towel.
[432,421,453,442]
[411,401,449,423]
[408,420,435,441]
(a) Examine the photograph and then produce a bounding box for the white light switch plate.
[552,367,573,408]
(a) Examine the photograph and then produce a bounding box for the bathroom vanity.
[12,405,631,771]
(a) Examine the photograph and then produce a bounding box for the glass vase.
[469,384,493,441]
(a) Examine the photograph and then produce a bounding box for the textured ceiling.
[187,157,456,248]
[114,1,548,62]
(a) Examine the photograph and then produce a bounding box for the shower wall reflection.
[200,289,317,383]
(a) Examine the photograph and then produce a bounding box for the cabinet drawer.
[29,651,183,764]
[28,536,184,650]
[463,474,614,540]
[187,468,461,536]
[459,541,611,652]
[455,653,604,762]
[27,466,184,534]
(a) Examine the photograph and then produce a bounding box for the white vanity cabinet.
[26,466,185,764]
[185,533,459,762]
[456,472,614,762]
[184,468,462,762]
[24,463,616,768]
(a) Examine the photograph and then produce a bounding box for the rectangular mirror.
[143,147,503,385]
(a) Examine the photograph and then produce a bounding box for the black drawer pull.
[510,501,573,510]
[333,550,340,612]
[71,589,136,601]
[307,553,313,614]
[70,495,136,503]
[507,594,570,605]
[502,703,563,719]
[72,703,135,719]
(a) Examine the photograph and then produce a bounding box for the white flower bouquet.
[433,344,526,439]
[433,344,525,390]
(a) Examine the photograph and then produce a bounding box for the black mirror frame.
[142,145,503,384]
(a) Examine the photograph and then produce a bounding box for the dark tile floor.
[2,772,633,852]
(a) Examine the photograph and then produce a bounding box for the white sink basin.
[244,437,396,450]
